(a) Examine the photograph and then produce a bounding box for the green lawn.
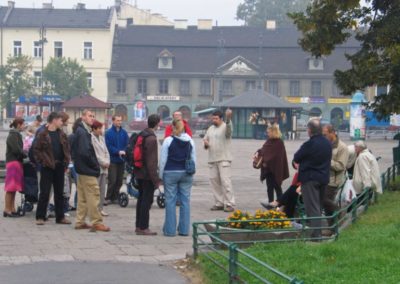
[199,191,400,284]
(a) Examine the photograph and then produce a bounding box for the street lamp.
[38,25,47,97]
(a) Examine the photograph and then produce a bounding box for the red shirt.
[291,172,301,187]
[164,120,193,138]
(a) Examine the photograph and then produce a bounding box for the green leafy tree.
[289,1,400,118]
[43,57,90,100]
[0,55,35,116]
[236,0,310,27]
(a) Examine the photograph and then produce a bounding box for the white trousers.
[209,161,235,207]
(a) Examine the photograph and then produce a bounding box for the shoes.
[178,233,189,237]
[260,201,277,210]
[135,227,140,233]
[75,223,92,230]
[3,211,19,218]
[176,201,181,206]
[210,205,224,211]
[36,219,45,225]
[136,228,157,235]
[56,218,71,225]
[103,200,113,206]
[47,212,55,218]
[64,213,71,217]
[69,206,76,211]
[91,224,111,232]
[100,210,109,216]
[224,206,235,212]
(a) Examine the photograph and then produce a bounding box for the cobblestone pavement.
[0,130,396,266]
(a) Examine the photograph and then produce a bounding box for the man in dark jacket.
[73,109,110,232]
[105,115,129,204]
[33,112,71,225]
[133,114,160,235]
[293,118,332,239]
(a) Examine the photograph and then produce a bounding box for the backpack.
[125,130,155,172]
[125,132,140,172]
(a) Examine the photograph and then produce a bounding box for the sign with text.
[147,96,180,101]
[328,98,352,104]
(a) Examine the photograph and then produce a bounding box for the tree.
[0,55,35,116]
[289,1,400,118]
[236,0,310,27]
[43,57,90,100]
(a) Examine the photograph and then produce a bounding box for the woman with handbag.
[259,124,289,207]
[4,118,26,217]
[159,119,196,237]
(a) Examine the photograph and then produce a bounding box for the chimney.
[197,19,213,30]
[114,0,122,7]
[266,20,276,30]
[174,19,188,30]
[77,3,86,10]
[42,3,54,9]
[8,1,15,8]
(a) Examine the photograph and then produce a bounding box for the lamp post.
[38,25,47,97]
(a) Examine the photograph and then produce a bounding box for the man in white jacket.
[352,141,382,195]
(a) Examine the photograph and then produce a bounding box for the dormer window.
[158,49,174,69]
[308,57,324,71]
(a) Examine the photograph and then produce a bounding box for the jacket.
[33,127,70,169]
[328,138,349,187]
[260,138,289,185]
[293,134,332,185]
[105,125,129,164]
[204,121,233,163]
[91,134,110,174]
[6,129,26,163]
[159,133,196,178]
[72,122,100,177]
[164,120,193,138]
[352,149,382,194]
[133,128,159,188]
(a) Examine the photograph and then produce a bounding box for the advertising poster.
[29,105,39,117]
[41,106,50,120]
[133,101,147,121]
[15,104,27,118]
[350,103,366,140]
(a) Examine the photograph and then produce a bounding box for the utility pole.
[39,25,47,97]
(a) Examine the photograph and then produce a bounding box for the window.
[268,80,279,96]
[83,42,92,59]
[332,84,344,97]
[311,81,322,96]
[245,80,256,91]
[54,41,63,58]
[13,41,22,57]
[180,80,190,96]
[137,79,147,95]
[200,80,211,96]
[33,41,42,58]
[86,72,92,88]
[117,78,126,94]
[377,85,389,96]
[159,79,169,94]
[34,71,42,88]
[290,80,300,97]
[221,80,232,96]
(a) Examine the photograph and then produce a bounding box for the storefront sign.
[309,96,326,104]
[147,96,180,101]
[286,97,325,104]
[328,98,352,104]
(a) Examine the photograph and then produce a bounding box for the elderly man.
[164,110,192,138]
[352,141,382,195]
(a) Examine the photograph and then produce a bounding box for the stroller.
[118,166,165,208]
[17,162,38,216]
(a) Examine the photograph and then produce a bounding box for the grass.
[198,191,400,284]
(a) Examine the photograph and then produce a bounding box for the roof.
[62,95,111,109]
[111,25,360,75]
[215,90,301,109]
[0,6,113,29]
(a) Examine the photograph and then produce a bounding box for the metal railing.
[193,163,400,283]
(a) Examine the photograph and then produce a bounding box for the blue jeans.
[163,171,193,236]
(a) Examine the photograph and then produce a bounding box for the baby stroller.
[17,162,38,216]
[118,167,165,209]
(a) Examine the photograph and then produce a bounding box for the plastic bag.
[336,178,357,207]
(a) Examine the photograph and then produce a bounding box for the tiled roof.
[0,6,112,29]
[62,95,111,109]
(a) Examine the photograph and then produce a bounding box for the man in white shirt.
[203,109,235,212]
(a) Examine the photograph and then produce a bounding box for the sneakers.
[224,206,235,212]
[210,205,224,211]
[100,210,109,216]
[91,224,111,232]
[75,223,92,230]
[36,219,45,225]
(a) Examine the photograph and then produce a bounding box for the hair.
[35,115,43,123]
[354,140,367,150]
[112,115,122,121]
[147,114,160,129]
[58,111,69,123]
[212,110,223,118]
[81,109,93,116]
[307,118,322,136]
[172,119,184,136]
[72,118,82,133]
[9,117,24,129]
[267,124,281,139]
[47,112,62,123]
[91,120,103,130]
[323,123,336,134]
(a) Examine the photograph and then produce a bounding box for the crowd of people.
[3,109,382,238]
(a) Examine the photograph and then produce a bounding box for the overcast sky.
[8,0,244,25]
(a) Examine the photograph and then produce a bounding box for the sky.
[6,0,244,25]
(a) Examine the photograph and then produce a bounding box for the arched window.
[309,107,322,117]
[157,105,170,119]
[115,104,128,121]
[178,105,191,120]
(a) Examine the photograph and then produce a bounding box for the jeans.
[163,171,193,236]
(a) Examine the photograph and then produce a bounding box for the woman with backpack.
[4,118,26,217]
[159,119,196,237]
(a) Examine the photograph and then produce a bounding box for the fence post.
[393,165,396,182]
[193,224,198,259]
[228,243,239,284]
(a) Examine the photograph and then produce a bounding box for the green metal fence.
[193,162,399,284]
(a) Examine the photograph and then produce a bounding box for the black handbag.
[185,143,196,175]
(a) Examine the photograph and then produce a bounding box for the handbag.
[185,142,196,175]
[253,150,263,169]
